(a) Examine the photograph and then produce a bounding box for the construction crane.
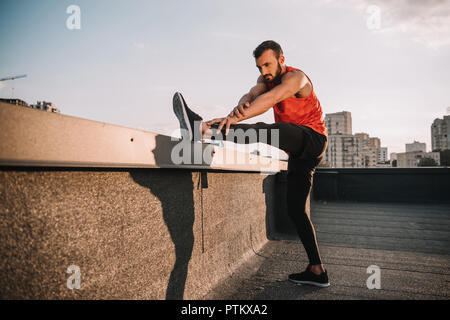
[0,74,27,98]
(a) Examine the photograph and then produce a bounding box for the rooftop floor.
[204,201,450,300]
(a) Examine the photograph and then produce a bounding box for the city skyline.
[1,0,449,154]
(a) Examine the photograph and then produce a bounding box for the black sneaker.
[173,92,203,141]
[288,265,330,288]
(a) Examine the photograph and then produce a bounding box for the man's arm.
[231,76,268,118]
[215,71,308,135]
[238,75,268,104]
[234,71,306,121]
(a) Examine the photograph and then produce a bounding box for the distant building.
[30,101,60,113]
[369,137,381,149]
[369,137,383,164]
[390,152,398,167]
[325,134,361,168]
[439,149,450,166]
[0,98,28,107]
[397,151,440,167]
[406,141,426,153]
[324,111,357,167]
[0,98,61,113]
[355,133,378,168]
[379,147,388,163]
[431,115,450,151]
[426,151,441,165]
[325,111,352,135]
[323,111,387,168]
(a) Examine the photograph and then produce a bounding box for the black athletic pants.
[210,121,327,265]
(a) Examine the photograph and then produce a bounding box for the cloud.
[324,0,450,50]
[371,0,450,49]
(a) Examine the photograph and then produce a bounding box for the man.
[173,40,330,287]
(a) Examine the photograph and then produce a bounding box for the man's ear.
[279,55,285,65]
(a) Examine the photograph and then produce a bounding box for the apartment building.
[325,134,361,168]
[406,141,426,153]
[325,111,352,135]
[431,116,450,151]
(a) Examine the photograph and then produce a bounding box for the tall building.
[369,137,381,163]
[324,111,356,167]
[355,133,378,167]
[369,137,381,149]
[406,141,426,153]
[323,111,387,168]
[325,134,361,168]
[355,132,369,144]
[431,116,450,151]
[379,147,388,163]
[325,111,352,135]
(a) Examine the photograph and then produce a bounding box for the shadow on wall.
[129,134,204,300]
[264,170,298,240]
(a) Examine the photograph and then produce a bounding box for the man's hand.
[228,102,250,119]
[205,116,238,136]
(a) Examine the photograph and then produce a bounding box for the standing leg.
[286,130,331,287]
[211,121,330,282]
[287,157,323,268]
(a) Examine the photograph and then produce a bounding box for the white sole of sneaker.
[289,279,330,288]
[173,92,192,141]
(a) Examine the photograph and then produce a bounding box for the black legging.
[210,121,327,265]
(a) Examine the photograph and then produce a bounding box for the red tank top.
[267,66,328,137]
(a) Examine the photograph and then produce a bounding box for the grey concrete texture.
[205,201,450,300]
[0,168,277,299]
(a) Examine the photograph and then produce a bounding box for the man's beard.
[263,62,283,84]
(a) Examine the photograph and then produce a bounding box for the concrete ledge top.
[0,102,287,173]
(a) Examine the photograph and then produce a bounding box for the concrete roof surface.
[205,201,450,300]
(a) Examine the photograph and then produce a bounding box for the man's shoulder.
[282,67,312,97]
[283,68,306,81]
[280,69,308,87]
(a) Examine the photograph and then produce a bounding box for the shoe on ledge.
[173,92,203,142]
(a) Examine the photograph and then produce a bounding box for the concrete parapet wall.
[0,101,286,299]
[313,167,450,203]
[0,167,276,299]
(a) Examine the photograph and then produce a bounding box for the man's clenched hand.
[228,101,250,119]
[205,116,238,136]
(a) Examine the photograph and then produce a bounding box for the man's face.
[256,49,284,83]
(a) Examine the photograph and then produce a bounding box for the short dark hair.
[253,40,283,59]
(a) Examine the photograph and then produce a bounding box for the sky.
[1,0,449,156]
